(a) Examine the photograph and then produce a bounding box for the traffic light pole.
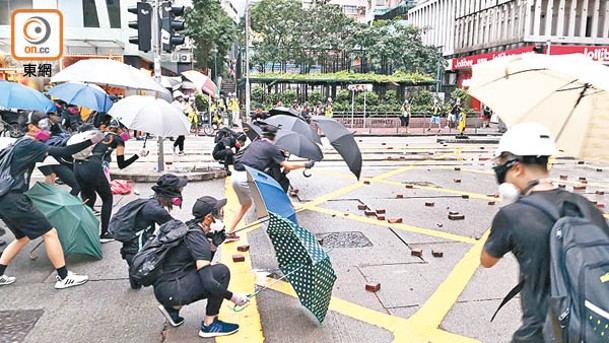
[245,0,251,119]
[153,0,165,173]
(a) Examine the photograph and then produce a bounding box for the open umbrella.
[468,53,609,162]
[266,212,336,323]
[25,182,102,259]
[158,76,182,90]
[269,107,308,121]
[245,166,298,224]
[264,114,322,145]
[51,59,171,100]
[47,82,113,112]
[108,95,190,138]
[0,80,56,112]
[243,121,262,142]
[275,131,323,161]
[311,116,362,179]
[181,70,218,98]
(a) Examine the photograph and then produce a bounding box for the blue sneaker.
[157,305,185,327]
[199,318,239,338]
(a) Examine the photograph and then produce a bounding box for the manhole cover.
[0,309,44,342]
[405,181,441,188]
[316,231,373,249]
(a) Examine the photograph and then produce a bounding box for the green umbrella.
[267,212,336,323]
[26,182,102,260]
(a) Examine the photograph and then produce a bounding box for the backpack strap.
[490,280,524,322]
[517,196,562,222]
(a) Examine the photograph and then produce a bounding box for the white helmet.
[495,122,557,157]
[173,90,185,99]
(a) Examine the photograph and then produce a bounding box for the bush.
[337,89,350,102]
[251,86,265,103]
[450,88,470,109]
[309,91,324,105]
[355,91,379,106]
[410,90,435,109]
[278,90,298,105]
[195,94,209,111]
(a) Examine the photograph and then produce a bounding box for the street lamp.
[211,47,218,84]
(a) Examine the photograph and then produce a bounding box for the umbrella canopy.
[47,82,113,112]
[181,70,218,98]
[243,121,262,142]
[51,59,171,99]
[269,107,308,121]
[468,53,609,162]
[158,76,182,90]
[267,212,337,323]
[108,95,190,138]
[264,115,322,145]
[0,80,56,112]
[311,116,362,179]
[245,166,298,224]
[25,182,102,259]
[275,131,323,161]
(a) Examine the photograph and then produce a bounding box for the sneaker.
[0,274,16,286]
[55,271,88,289]
[225,168,232,176]
[92,209,101,216]
[100,232,114,243]
[224,232,240,243]
[157,305,185,327]
[178,151,185,155]
[199,318,239,338]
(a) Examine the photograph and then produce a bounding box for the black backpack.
[493,196,609,342]
[0,143,15,198]
[108,199,149,243]
[129,220,191,287]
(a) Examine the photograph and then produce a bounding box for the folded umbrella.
[245,166,298,224]
[0,80,56,113]
[26,182,102,259]
[275,131,323,161]
[108,95,190,138]
[266,212,336,323]
[311,116,362,179]
[47,82,113,113]
[264,114,322,145]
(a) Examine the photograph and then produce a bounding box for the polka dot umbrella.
[266,212,337,323]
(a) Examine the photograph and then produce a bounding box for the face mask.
[35,130,51,141]
[492,160,518,184]
[120,132,130,141]
[69,108,78,115]
[498,182,521,204]
[210,219,224,233]
[171,197,183,207]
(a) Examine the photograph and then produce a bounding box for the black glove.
[206,229,227,247]
[304,161,315,169]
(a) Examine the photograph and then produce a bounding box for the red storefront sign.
[549,45,609,62]
[451,46,534,70]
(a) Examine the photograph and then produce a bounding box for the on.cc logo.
[23,16,52,45]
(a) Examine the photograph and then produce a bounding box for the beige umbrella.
[468,53,609,162]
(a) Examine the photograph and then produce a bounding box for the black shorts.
[0,192,53,239]
[400,116,410,127]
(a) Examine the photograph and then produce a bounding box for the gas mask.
[120,132,130,142]
[171,196,183,207]
[498,182,521,204]
[35,119,51,141]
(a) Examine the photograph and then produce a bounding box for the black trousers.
[39,163,80,196]
[173,136,185,152]
[213,149,234,169]
[154,264,230,316]
[74,160,113,235]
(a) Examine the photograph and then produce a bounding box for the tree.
[184,0,236,76]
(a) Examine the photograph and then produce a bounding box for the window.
[107,0,121,28]
[344,5,359,15]
[0,0,33,25]
[82,0,100,28]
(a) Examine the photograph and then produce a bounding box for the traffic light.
[128,2,152,52]
[533,44,545,54]
[161,2,185,53]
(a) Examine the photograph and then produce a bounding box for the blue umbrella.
[245,166,298,224]
[0,80,56,112]
[48,82,113,112]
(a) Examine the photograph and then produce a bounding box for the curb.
[437,138,500,144]
[110,168,227,183]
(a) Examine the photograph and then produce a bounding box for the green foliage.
[410,90,434,109]
[450,88,470,108]
[250,71,433,84]
[309,91,324,105]
[337,89,351,102]
[355,92,379,106]
[251,86,265,103]
[195,93,209,110]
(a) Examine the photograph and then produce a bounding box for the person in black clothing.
[225,125,315,240]
[481,123,609,342]
[74,120,148,242]
[154,196,248,338]
[212,131,246,176]
[0,111,104,288]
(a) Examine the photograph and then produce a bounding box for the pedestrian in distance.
[427,99,442,132]
[73,120,148,243]
[212,131,246,176]
[447,101,460,129]
[0,111,105,288]
[325,98,333,118]
[482,105,492,128]
[225,125,315,241]
[171,91,187,155]
[400,99,411,134]
[481,123,609,342]
[154,196,248,338]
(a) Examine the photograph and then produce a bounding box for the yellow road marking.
[307,206,477,244]
[217,177,264,343]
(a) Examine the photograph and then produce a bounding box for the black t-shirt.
[485,189,608,340]
[9,138,48,193]
[213,136,237,156]
[234,139,285,172]
[160,227,212,281]
[91,133,124,163]
[134,199,174,232]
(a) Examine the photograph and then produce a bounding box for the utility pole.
[245,0,251,119]
[153,0,165,172]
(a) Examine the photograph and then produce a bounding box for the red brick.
[232,254,245,263]
[449,214,465,220]
[387,146,394,150]
[411,248,423,257]
[558,184,566,189]
[454,167,461,171]
[479,157,490,161]
[289,191,298,197]
[573,185,587,191]
[454,178,462,183]
[579,177,587,181]
[432,250,444,258]
[480,147,485,150]
[399,156,406,160]
[597,168,603,172]
[237,245,250,252]
[388,217,403,224]
[559,175,568,180]
[578,161,585,165]
[596,190,605,195]
[363,180,370,185]
[597,203,605,209]
[381,143,387,146]
[405,184,414,189]
[461,194,470,199]
[449,210,459,215]
[376,208,386,214]
[291,188,299,194]
[425,202,435,207]
[365,282,381,292]
[488,201,496,206]
[377,215,386,221]
[396,194,404,199]
[357,204,368,210]
[581,180,589,184]
[364,210,376,216]
[387,156,394,160]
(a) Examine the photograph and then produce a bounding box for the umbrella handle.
[232,293,256,312]
[303,169,312,178]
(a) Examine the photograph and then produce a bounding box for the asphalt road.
[1,135,607,343]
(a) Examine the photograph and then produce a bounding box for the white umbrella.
[108,95,190,138]
[468,53,609,162]
[158,76,182,90]
[51,59,171,100]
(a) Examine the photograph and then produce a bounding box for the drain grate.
[316,231,373,249]
[0,309,44,342]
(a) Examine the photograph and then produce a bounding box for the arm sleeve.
[148,205,174,226]
[116,154,138,169]
[47,139,92,158]
[484,210,514,258]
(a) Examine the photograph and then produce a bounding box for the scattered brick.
[581,180,589,184]
[432,250,444,258]
[479,157,490,161]
[289,191,298,197]
[381,143,387,146]
[591,201,598,205]
[377,215,386,221]
[480,147,485,150]
[454,179,462,183]
[580,177,587,181]
[388,217,403,224]
[449,213,465,220]
[399,156,406,160]
[597,203,605,209]
[405,184,414,189]
[425,202,435,207]
[573,185,587,191]
[488,201,496,206]
[364,210,376,216]
[449,210,459,215]
[559,175,568,180]
[437,223,444,228]
[357,204,367,210]
[454,167,461,171]
[578,161,585,165]
[558,184,566,189]
[387,146,394,150]
[597,168,603,172]
[596,190,605,195]
[232,254,245,263]
[237,245,250,252]
[461,194,470,199]
[396,194,404,199]
[411,248,423,257]
[363,180,370,185]
[365,282,381,292]
[387,156,394,160]
[376,209,386,214]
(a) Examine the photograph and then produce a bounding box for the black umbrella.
[243,122,262,142]
[275,131,323,161]
[311,116,362,179]
[269,107,309,121]
[264,115,322,145]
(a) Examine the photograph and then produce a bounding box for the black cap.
[152,174,188,198]
[192,196,227,219]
